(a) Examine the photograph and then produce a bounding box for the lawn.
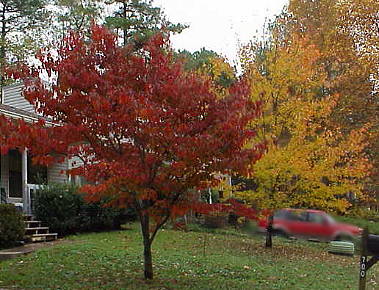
[0,222,378,289]
[334,215,379,235]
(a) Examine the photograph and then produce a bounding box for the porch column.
[227,175,232,199]
[22,148,28,213]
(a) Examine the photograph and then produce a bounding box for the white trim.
[0,109,38,122]
[2,81,23,90]
[7,197,22,203]
[22,149,28,213]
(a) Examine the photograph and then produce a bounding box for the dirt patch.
[0,239,73,261]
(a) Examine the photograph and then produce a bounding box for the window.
[27,155,47,184]
[274,210,287,219]
[285,210,307,221]
[308,213,326,224]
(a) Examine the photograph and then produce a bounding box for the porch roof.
[0,103,40,121]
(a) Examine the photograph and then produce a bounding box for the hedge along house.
[0,82,69,214]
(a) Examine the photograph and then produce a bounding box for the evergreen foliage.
[0,204,25,249]
[34,183,131,236]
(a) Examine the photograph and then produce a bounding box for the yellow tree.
[177,48,236,95]
[238,19,372,213]
[288,0,379,199]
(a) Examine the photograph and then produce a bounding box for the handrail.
[0,187,6,204]
[25,184,44,214]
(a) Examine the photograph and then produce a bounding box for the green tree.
[47,0,102,42]
[177,48,219,71]
[0,0,47,97]
[177,48,236,89]
[105,0,187,47]
[1,26,262,279]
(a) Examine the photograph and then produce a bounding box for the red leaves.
[0,145,9,155]
[1,25,265,228]
[192,199,261,221]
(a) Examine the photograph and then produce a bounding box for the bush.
[34,183,133,236]
[0,204,25,248]
[204,213,229,228]
[33,183,81,235]
[77,200,125,232]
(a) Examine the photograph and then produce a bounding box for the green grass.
[334,215,379,235]
[0,223,378,289]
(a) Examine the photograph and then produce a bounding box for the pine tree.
[105,0,187,47]
[0,0,47,98]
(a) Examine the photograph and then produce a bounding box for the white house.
[0,83,69,213]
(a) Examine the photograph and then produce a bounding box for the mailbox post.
[359,228,379,290]
[265,215,273,248]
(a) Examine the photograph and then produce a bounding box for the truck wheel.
[273,229,289,238]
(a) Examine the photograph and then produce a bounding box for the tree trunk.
[140,214,153,279]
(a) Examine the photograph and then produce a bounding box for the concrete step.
[27,233,58,243]
[0,249,33,261]
[25,220,42,227]
[25,227,49,234]
[23,214,34,221]
[22,216,58,244]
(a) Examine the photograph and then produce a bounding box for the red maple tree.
[1,26,264,279]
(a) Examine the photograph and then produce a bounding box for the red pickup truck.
[258,208,362,241]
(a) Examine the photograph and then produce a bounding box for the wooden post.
[359,227,368,290]
[265,215,273,248]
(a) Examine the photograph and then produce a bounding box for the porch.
[0,149,68,214]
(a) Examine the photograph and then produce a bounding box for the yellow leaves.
[194,55,236,97]
[237,0,375,213]
[210,174,236,202]
[203,57,234,82]
[235,106,370,212]
[242,32,330,145]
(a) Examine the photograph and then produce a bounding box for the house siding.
[2,83,34,113]
[0,84,72,210]
[68,156,83,170]
[48,161,68,184]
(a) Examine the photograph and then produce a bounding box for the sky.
[153,0,289,66]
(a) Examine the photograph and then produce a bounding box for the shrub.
[204,213,229,228]
[33,183,82,235]
[34,183,132,236]
[0,204,25,248]
[77,199,124,232]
